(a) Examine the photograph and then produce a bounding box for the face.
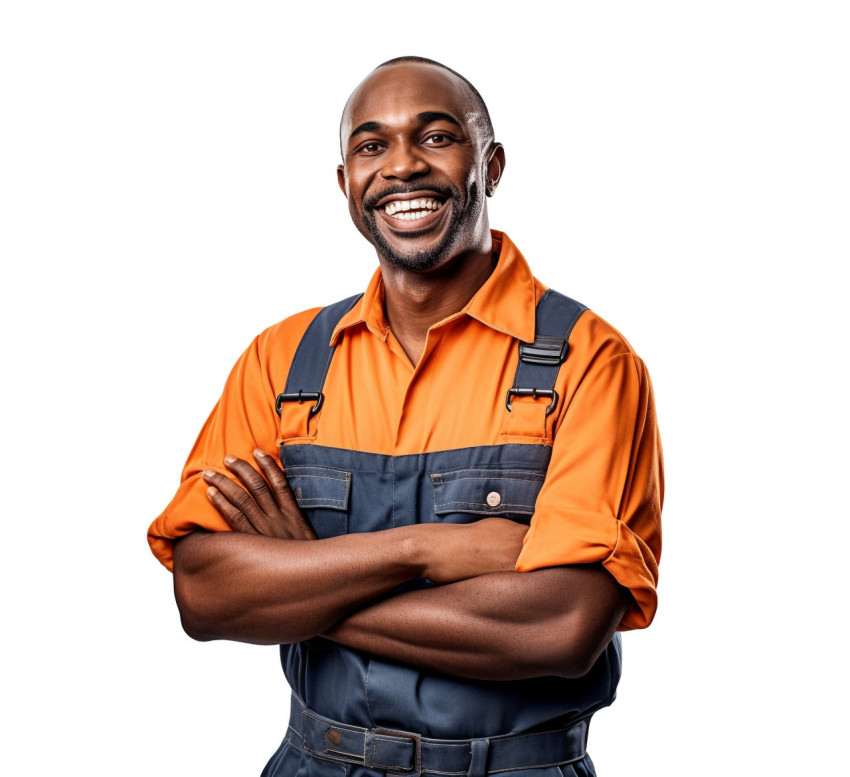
[338,63,504,272]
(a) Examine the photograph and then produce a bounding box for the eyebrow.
[348,121,383,142]
[416,111,462,129]
[347,112,463,143]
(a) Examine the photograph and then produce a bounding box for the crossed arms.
[173,450,629,682]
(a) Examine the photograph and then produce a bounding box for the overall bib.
[263,291,622,777]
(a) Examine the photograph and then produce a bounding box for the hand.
[420,517,528,584]
[202,449,317,540]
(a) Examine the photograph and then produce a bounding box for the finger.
[205,485,258,534]
[223,455,280,517]
[252,449,298,511]
[203,468,269,528]
[254,450,317,541]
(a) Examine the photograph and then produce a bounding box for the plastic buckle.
[519,335,569,366]
[275,390,324,417]
[505,387,559,416]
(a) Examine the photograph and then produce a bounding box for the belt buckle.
[371,727,422,775]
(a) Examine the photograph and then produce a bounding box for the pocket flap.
[430,469,545,516]
[285,466,351,511]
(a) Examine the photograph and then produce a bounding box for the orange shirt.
[148,231,663,630]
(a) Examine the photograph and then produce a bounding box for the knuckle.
[232,491,255,512]
[249,476,270,496]
[274,479,293,498]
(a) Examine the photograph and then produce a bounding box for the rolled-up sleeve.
[147,312,316,570]
[515,349,663,631]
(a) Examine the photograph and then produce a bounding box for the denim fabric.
[265,290,616,776]
[264,442,620,777]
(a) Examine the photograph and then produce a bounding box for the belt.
[286,696,588,776]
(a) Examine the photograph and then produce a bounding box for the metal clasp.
[505,387,559,416]
[275,390,324,417]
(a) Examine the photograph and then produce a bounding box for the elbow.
[173,565,220,642]
[519,614,622,680]
[180,615,216,643]
[519,643,600,680]
[552,646,605,680]
[172,534,228,642]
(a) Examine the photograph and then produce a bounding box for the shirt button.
[294,487,303,501]
[326,729,342,747]
[486,491,502,508]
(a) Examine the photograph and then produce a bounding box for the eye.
[423,133,452,146]
[356,141,384,155]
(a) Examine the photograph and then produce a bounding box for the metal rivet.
[326,729,342,747]
[486,491,501,507]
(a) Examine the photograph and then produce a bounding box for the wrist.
[394,524,432,578]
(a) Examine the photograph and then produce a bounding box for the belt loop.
[467,738,490,777]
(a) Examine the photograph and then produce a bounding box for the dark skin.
[336,62,505,363]
[173,62,628,680]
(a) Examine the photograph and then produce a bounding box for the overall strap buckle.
[505,387,559,416]
[518,334,569,366]
[275,293,362,441]
[275,390,324,417]
[502,290,587,437]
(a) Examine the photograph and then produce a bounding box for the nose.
[380,140,429,181]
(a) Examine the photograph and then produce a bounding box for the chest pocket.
[430,468,545,526]
[285,465,351,539]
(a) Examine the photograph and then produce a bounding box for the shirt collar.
[330,230,538,345]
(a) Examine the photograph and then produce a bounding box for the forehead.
[342,63,478,141]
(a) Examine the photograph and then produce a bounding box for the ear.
[485,143,506,197]
[337,165,347,197]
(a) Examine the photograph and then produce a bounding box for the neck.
[379,232,496,365]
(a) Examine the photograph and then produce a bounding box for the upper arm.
[147,313,318,570]
[477,564,629,678]
[515,325,663,630]
[518,564,629,677]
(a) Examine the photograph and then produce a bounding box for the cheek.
[460,159,485,195]
[348,196,363,224]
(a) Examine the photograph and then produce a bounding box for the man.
[149,56,662,776]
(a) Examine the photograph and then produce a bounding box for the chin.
[381,243,455,272]
[366,203,481,273]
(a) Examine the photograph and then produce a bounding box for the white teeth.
[383,198,444,218]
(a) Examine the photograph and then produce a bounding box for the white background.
[2,2,848,774]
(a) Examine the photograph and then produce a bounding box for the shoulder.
[542,291,652,414]
[535,282,642,366]
[256,306,324,353]
[571,308,641,365]
[229,306,324,392]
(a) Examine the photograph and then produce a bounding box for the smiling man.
[149,57,663,777]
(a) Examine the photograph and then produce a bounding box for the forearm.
[172,517,525,645]
[173,528,424,645]
[323,565,628,681]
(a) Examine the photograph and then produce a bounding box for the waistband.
[286,695,588,776]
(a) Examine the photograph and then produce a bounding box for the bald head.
[340,57,494,158]
[336,56,505,273]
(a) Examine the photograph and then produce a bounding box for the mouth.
[381,196,446,222]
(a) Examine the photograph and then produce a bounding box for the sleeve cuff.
[515,511,659,630]
[147,474,232,571]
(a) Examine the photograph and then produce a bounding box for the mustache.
[363,183,458,211]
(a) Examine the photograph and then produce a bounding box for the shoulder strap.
[506,289,587,417]
[275,293,363,417]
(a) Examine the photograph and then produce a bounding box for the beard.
[361,180,482,272]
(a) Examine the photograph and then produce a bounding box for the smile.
[383,198,445,221]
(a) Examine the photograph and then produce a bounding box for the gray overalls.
[264,291,622,777]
